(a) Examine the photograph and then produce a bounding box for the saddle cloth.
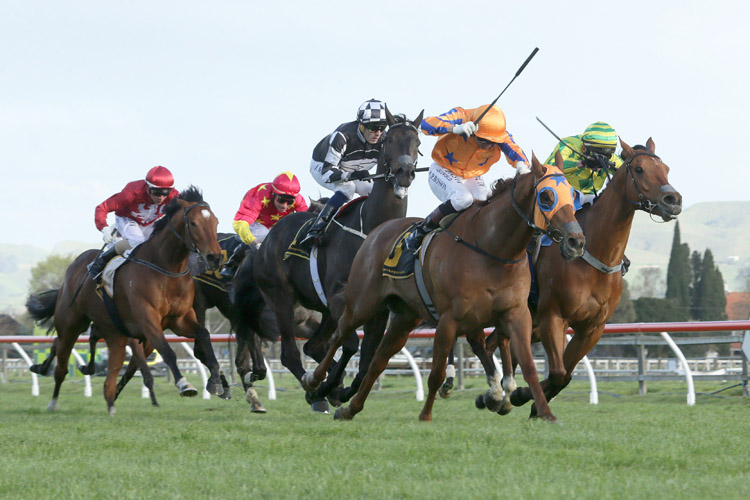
[284,219,315,261]
[382,226,418,279]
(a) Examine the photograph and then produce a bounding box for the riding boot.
[403,201,457,254]
[220,242,250,279]
[87,245,118,281]
[621,254,631,276]
[299,191,348,248]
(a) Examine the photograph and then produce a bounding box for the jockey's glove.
[515,162,531,175]
[452,121,477,137]
[327,169,348,183]
[101,225,117,244]
[349,170,371,181]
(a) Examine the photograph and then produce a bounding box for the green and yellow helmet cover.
[582,121,617,148]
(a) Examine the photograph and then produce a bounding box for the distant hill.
[624,202,750,292]
[0,203,748,312]
[0,241,96,314]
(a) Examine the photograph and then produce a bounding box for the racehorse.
[489,138,682,418]
[234,108,423,412]
[304,152,586,422]
[25,187,224,414]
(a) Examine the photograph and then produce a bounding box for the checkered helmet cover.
[356,99,388,125]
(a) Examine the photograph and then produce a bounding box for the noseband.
[622,151,664,215]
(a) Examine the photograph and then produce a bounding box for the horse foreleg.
[465,329,504,413]
[171,311,224,397]
[237,331,266,413]
[336,311,421,421]
[337,308,388,404]
[103,338,127,416]
[420,317,458,422]
[30,337,58,376]
[505,307,556,422]
[79,326,101,376]
[439,340,457,399]
[130,340,159,406]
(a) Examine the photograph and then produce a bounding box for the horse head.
[529,152,586,260]
[378,107,424,199]
[619,138,682,221]
[172,187,223,271]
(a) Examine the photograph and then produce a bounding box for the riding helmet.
[471,105,509,144]
[272,172,301,196]
[357,99,388,126]
[145,166,174,189]
[582,122,618,149]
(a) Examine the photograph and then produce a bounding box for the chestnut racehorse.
[491,138,682,418]
[26,187,224,414]
[305,153,586,422]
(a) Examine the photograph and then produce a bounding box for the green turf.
[1,374,749,500]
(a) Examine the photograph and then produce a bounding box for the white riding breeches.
[115,216,154,249]
[248,222,270,245]
[427,162,491,211]
[310,159,374,200]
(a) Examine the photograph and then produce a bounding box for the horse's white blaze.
[201,209,211,219]
[487,372,503,401]
[393,185,408,199]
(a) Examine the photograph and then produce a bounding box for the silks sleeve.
[232,220,257,245]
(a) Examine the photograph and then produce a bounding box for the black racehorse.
[232,108,423,413]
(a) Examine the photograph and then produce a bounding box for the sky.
[1,0,749,252]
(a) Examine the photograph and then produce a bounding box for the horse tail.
[230,246,276,341]
[25,289,59,331]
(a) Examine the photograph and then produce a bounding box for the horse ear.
[531,152,544,177]
[554,150,564,170]
[620,138,633,158]
[646,137,656,153]
[413,109,424,127]
[385,106,395,126]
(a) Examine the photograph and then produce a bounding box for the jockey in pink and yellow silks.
[403,104,530,253]
[219,171,308,278]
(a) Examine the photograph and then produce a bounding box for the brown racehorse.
[305,152,586,422]
[25,187,224,415]
[490,138,682,418]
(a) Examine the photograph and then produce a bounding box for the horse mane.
[150,185,205,237]
[391,113,408,125]
[307,197,329,214]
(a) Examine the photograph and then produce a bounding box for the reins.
[127,202,211,277]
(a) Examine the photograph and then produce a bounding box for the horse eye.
[635,166,644,174]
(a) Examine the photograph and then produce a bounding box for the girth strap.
[414,248,439,323]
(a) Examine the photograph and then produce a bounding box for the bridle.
[376,121,420,184]
[128,202,213,277]
[621,151,663,215]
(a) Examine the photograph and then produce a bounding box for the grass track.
[1,374,749,499]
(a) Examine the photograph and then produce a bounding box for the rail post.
[660,332,695,405]
[457,342,464,390]
[638,340,647,395]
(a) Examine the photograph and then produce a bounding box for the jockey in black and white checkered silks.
[300,99,389,247]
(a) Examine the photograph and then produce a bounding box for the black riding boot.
[220,242,250,279]
[299,191,347,247]
[87,245,118,281]
[403,201,456,254]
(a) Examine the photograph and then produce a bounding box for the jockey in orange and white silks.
[300,98,388,247]
[219,172,307,278]
[88,165,179,280]
[403,104,529,253]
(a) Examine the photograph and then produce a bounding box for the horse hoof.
[484,395,503,413]
[326,387,343,408]
[78,365,92,376]
[206,381,224,397]
[439,379,454,399]
[218,388,232,400]
[509,388,527,407]
[300,371,320,393]
[30,364,47,376]
[474,394,486,410]
[497,400,513,416]
[334,407,353,421]
[250,404,267,413]
[311,400,330,414]
[108,407,116,416]
[179,386,199,397]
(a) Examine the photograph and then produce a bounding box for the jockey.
[219,171,308,278]
[544,121,629,275]
[87,165,179,280]
[403,104,529,253]
[544,121,624,206]
[299,98,388,247]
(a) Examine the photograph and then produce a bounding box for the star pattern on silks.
[261,196,270,207]
[444,151,457,165]
[271,214,282,222]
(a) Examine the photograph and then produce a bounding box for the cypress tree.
[689,250,703,319]
[693,249,727,321]
[665,222,691,314]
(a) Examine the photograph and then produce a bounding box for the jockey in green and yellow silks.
[544,121,623,195]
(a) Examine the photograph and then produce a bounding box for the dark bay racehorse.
[26,187,224,414]
[491,138,682,418]
[234,109,423,412]
[305,153,586,422]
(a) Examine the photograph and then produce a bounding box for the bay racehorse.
[25,187,224,414]
[305,152,586,422]
[490,138,682,418]
[234,109,423,413]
